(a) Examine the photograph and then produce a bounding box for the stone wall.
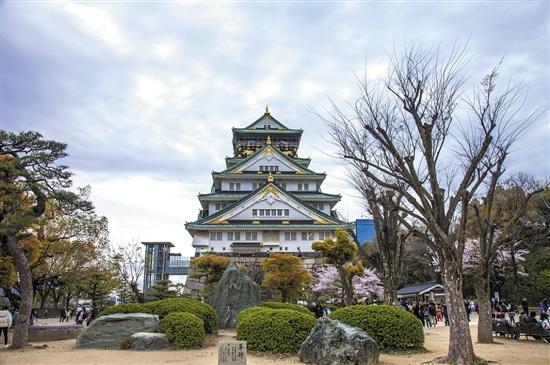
[28,324,83,342]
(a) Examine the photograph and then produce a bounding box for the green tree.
[466,173,543,343]
[0,131,92,348]
[147,279,176,301]
[261,253,312,303]
[191,252,230,300]
[31,201,109,309]
[312,229,363,305]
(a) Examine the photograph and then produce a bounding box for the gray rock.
[76,313,159,349]
[209,262,261,328]
[130,332,168,351]
[299,317,379,365]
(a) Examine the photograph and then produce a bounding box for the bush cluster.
[99,303,152,316]
[260,301,313,316]
[329,305,424,351]
[159,312,205,349]
[143,298,217,334]
[99,298,217,334]
[236,307,315,353]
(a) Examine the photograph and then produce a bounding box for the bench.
[28,324,84,342]
[492,319,518,338]
[515,322,550,341]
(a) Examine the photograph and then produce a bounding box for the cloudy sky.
[2,1,548,257]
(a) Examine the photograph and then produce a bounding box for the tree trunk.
[509,248,519,303]
[129,283,145,303]
[383,277,397,305]
[5,235,33,349]
[338,268,354,305]
[441,259,477,364]
[474,266,494,343]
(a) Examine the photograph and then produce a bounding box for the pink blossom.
[312,265,383,299]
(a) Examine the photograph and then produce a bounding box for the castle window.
[209,232,222,241]
[284,232,296,241]
[245,232,258,241]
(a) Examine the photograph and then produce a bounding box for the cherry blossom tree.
[312,265,383,303]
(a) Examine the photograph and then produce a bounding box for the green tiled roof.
[225,156,311,168]
[212,172,326,179]
[186,222,353,230]
[187,182,348,228]
[232,128,302,134]
[198,192,341,202]
[217,144,318,175]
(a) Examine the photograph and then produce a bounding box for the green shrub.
[98,303,152,317]
[143,298,217,334]
[330,305,424,351]
[120,337,135,350]
[260,302,313,316]
[159,312,205,349]
[237,308,315,353]
[98,298,217,334]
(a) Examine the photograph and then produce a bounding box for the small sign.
[218,341,247,365]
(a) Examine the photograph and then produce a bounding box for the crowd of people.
[59,306,96,326]
[493,297,550,341]
[0,303,98,348]
[400,299,450,327]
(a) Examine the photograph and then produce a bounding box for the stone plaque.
[218,341,247,365]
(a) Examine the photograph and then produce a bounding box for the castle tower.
[185,109,352,257]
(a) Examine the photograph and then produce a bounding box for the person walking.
[0,305,12,348]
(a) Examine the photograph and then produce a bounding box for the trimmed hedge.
[143,298,217,334]
[99,298,217,334]
[330,305,424,351]
[237,307,315,353]
[159,312,205,349]
[99,303,152,316]
[260,302,313,316]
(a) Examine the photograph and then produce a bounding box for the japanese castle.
[185,107,352,256]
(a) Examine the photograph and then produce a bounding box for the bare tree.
[468,173,543,343]
[351,172,409,305]
[322,43,541,364]
[110,241,145,303]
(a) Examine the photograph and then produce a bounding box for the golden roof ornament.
[267,171,274,183]
[265,104,270,114]
[266,135,272,145]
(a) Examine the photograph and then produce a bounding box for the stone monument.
[218,340,247,365]
[299,317,379,365]
[210,262,260,328]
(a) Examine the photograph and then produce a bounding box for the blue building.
[355,219,376,245]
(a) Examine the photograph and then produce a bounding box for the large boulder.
[209,262,261,328]
[76,313,159,349]
[130,332,168,351]
[299,317,379,365]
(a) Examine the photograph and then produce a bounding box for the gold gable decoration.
[262,185,280,197]
[267,171,274,183]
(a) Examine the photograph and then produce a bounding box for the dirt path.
[1,320,549,365]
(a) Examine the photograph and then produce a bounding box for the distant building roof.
[397,282,444,296]
[141,241,174,247]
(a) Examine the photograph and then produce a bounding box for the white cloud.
[152,41,178,59]
[63,3,130,54]
[298,80,328,100]
[73,172,201,257]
